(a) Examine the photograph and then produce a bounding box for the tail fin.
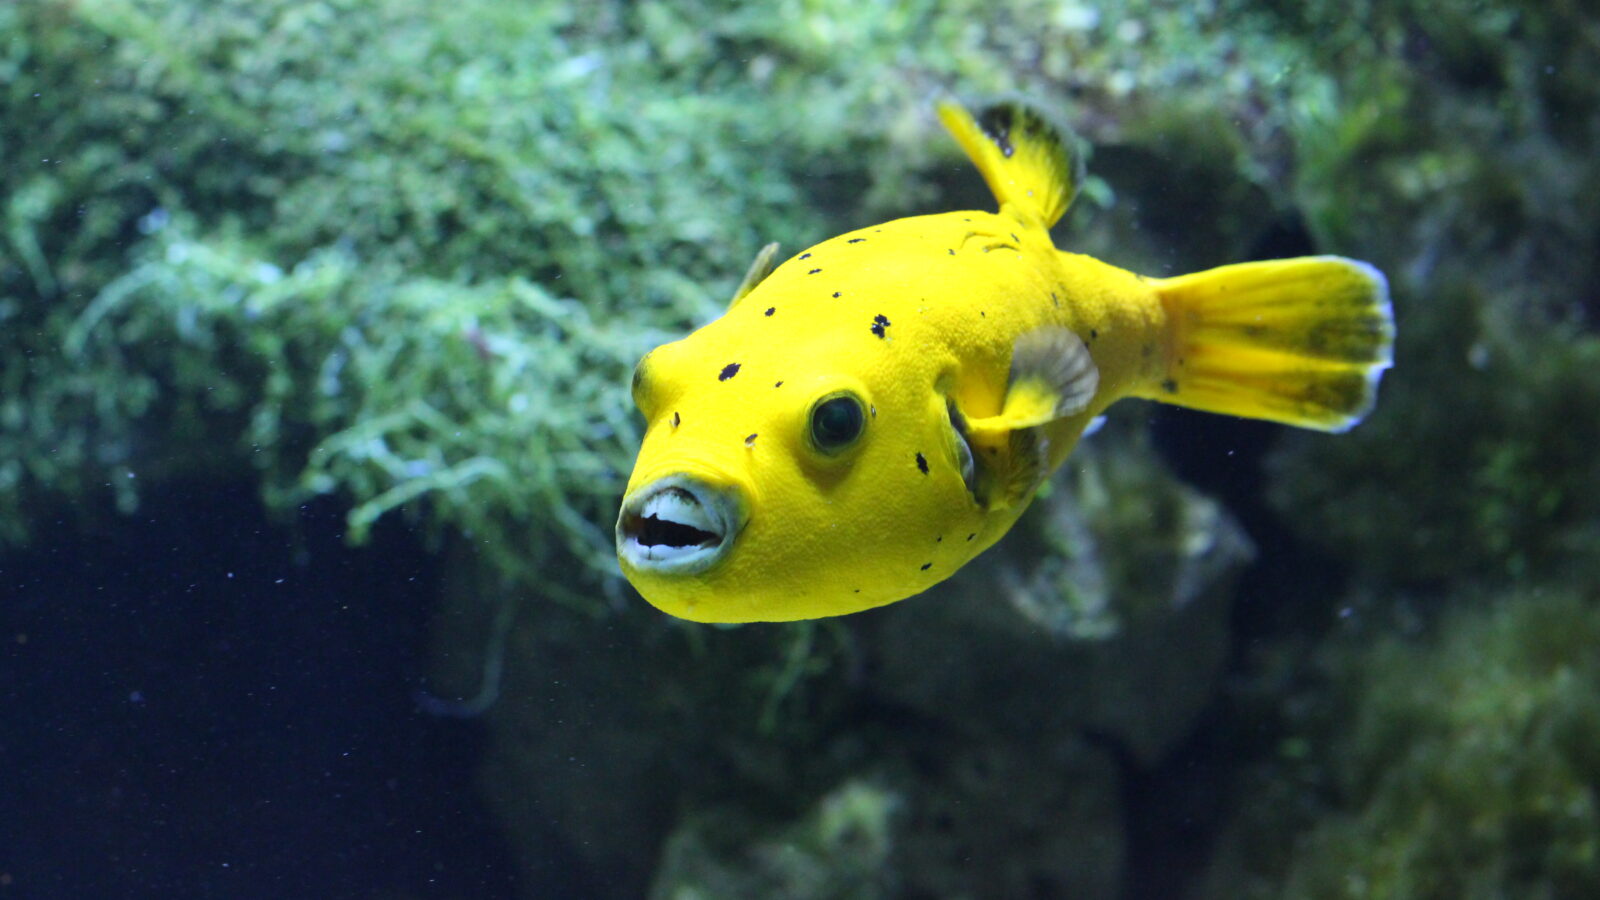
[1140,256,1395,432]
[937,99,1083,228]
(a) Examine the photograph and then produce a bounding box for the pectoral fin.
[968,327,1099,437]
[964,326,1099,509]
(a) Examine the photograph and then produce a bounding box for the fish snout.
[616,474,746,575]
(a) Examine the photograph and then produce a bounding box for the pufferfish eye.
[809,392,866,454]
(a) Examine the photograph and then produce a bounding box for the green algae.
[1269,304,1600,584]
[1259,0,1600,583]
[1207,587,1600,899]
[1,0,841,576]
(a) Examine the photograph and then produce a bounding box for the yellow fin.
[1142,256,1395,432]
[969,326,1099,437]
[728,242,780,309]
[937,99,1083,228]
[965,327,1099,508]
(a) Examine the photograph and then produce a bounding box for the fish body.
[617,100,1393,623]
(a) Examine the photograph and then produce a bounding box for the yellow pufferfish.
[617,99,1394,623]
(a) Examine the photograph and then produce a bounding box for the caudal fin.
[1140,256,1395,432]
[937,99,1083,228]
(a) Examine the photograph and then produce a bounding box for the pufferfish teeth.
[616,475,745,575]
[641,488,716,535]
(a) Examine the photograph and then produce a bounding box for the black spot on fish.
[1010,232,1020,242]
[967,533,976,541]
[719,362,740,381]
[870,405,877,418]
[744,433,758,446]
[808,268,822,275]
[977,107,1015,156]
[936,535,943,542]
[1090,329,1099,340]
[672,411,680,428]
[1051,292,1059,307]
[832,291,841,298]
[920,562,932,571]
[1142,344,1154,358]
[948,248,956,255]
[764,307,775,316]
[871,314,890,338]
[980,311,986,317]
[916,452,929,474]
[800,252,811,259]
[1161,378,1179,394]
[847,238,866,244]
[853,588,861,593]
[774,381,783,388]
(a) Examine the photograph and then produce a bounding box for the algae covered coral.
[5,0,1600,897]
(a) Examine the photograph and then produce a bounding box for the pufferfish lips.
[615,474,745,575]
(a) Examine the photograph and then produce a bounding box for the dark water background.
[1,484,526,897]
[1,408,1327,900]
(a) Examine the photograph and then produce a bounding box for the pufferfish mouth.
[616,475,744,575]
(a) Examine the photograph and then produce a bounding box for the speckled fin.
[727,241,780,309]
[968,327,1098,437]
[1141,256,1394,432]
[964,326,1099,507]
[936,99,1083,228]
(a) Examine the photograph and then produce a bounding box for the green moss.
[1261,0,1600,583]
[1290,589,1600,898]
[0,0,896,572]
[1269,302,1600,583]
[1201,588,1600,900]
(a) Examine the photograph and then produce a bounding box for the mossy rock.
[869,413,1253,765]
[1202,586,1600,899]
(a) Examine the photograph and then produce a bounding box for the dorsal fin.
[936,99,1084,228]
[728,242,780,309]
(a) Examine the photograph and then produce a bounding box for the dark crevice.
[0,479,525,897]
[1119,216,1355,899]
